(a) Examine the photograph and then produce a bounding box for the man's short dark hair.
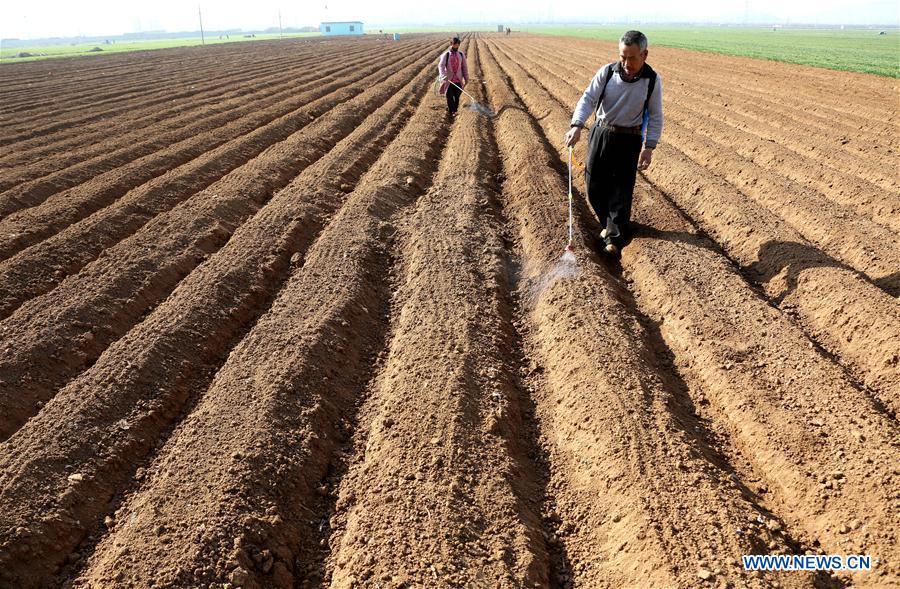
[620,30,648,51]
[452,36,461,44]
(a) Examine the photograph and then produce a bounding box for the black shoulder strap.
[441,50,463,68]
[642,63,658,114]
[596,62,616,109]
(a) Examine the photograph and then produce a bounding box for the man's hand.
[638,148,654,170]
[565,126,582,147]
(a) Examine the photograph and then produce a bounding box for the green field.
[376,26,497,34]
[526,25,900,78]
[0,32,320,63]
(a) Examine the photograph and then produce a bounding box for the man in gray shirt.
[564,30,664,256]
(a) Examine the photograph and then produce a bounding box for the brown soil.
[0,41,421,220]
[0,40,442,442]
[0,33,897,588]
[0,41,439,321]
[0,41,368,174]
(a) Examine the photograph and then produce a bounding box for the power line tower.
[198,4,205,45]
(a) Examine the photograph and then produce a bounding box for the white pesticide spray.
[528,146,581,304]
[444,79,495,118]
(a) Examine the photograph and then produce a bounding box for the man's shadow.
[875,272,900,298]
[745,240,898,303]
[620,223,898,303]
[572,181,897,300]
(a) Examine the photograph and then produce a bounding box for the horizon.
[4,21,899,44]
[3,0,899,40]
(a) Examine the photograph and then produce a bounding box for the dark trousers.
[446,83,462,114]
[584,124,643,249]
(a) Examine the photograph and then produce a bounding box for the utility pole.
[198,4,205,45]
[278,9,283,38]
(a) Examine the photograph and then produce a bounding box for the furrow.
[0,43,439,319]
[0,43,377,175]
[0,41,419,219]
[0,54,201,105]
[0,41,309,103]
[471,37,592,587]
[0,55,437,589]
[661,72,900,196]
[0,45,312,116]
[0,48,285,115]
[0,42,441,442]
[621,185,900,584]
[0,57,370,257]
[0,55,316,173]
[325,38,549,588]
[656,142,900,408]
[481,37,812,588]
[494,37,900,584]
[667,96,900,234]
[71,70,449,589]
[0,38,358,143]
[659,118,900,292]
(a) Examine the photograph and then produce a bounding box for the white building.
[320,21,364,36]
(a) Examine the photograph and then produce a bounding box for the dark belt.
[597,122,642,135]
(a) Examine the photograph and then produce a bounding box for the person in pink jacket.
[438,37,469,117]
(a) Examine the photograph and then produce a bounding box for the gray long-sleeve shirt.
[571,62,664,148]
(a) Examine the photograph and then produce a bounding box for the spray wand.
[443,79,495,117]
[565,146,575,254]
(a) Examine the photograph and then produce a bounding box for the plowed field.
[0,33,897,589]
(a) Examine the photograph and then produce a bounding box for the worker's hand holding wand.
[565,126,581,147]
[638,147,653,171]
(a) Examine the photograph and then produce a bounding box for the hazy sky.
[2,0,898,39]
